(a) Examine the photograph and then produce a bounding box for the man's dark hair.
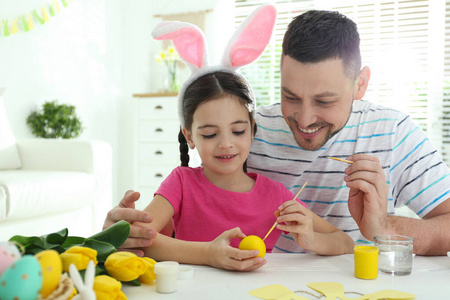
[282,10,361,79]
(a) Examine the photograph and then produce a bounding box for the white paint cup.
[154,261,179,293]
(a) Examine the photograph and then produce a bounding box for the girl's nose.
[218,134,233,149]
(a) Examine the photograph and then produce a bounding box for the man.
[105,10,450,256]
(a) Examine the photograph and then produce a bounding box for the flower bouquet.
[1,221,157,299]
[155,45,181,93]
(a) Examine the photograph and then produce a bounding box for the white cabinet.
[133,93,180,210]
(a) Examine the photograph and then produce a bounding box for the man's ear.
[354,66,370,100]
[182,127,194,149]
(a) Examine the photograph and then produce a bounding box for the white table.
[122,253,450,299]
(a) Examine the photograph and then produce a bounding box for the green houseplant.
[26,100,83,139]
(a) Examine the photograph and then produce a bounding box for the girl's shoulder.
[248,172,289,192]
[168,166,204,182]
[173,165,202,174]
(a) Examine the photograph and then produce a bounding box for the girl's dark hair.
[178,71,256,172]
[282,10,361,79]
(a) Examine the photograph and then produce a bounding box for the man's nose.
[296,104,317,128]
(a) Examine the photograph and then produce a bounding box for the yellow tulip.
[138,257,157,284]
[60,246,98,272]
[105,252,148,282]
[94,275,127,300]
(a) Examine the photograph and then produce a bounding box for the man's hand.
[345,154,389,241]
[103,190,157,256]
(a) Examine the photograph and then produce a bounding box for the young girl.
[138,5,354,271]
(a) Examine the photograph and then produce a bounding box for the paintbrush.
[329,156,354,164]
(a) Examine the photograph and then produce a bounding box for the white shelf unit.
[133,93,180,211]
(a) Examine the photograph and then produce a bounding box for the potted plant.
[26,100,83,139]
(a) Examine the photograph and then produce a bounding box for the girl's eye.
[202,134,216,139]
[233,130,245,136]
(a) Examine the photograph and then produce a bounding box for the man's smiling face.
[280,56,357,150]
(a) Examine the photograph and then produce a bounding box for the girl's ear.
[251,119,256,141]
[182,127,194,149]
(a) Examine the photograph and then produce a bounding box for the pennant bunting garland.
[1,0,73,37]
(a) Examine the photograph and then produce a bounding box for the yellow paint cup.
[354,245,379,279]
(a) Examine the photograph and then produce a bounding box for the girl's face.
[183,95,254,181]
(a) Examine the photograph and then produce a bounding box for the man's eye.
[234,130,245,136]
[282,94,297,101]
[317,100,334,106]
[202,134,216,139]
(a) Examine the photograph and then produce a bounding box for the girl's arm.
[276,200,354,255]
[309,213,355,255]
[134,195,265,271]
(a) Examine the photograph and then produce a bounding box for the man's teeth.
[299,127,319,134]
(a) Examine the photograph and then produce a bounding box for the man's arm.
[384,200,450,255]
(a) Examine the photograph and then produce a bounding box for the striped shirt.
[248,100,450,253]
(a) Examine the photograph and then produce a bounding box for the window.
[235,0,450,164]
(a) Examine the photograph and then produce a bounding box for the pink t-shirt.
[155,166,307,252]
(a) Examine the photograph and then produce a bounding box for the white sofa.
[0,139,112,241]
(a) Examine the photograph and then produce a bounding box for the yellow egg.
[35,249,62,298]
[238,235,266,258]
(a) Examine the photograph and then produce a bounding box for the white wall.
[0,0,234,210]
[117,0,233,206]
[0,0,123,208]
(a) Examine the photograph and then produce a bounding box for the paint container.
[154,261,179,293]
[354,245,379,279]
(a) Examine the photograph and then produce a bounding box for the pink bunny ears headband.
[152,5,277,126]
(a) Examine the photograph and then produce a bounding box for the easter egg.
[0,241,22,261]
[0,255,43,300]
[0,246,16,276]
[238,235,266,258]
[35,249,62,297]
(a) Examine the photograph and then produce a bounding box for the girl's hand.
[276,200,315,250]
[206,227,266,271]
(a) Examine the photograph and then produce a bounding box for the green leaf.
[61,236,86,248]
[9,228,69,254]
[88,220,130,249]
[122,278,142,286]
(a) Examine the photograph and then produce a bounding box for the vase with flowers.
[155,45,181,93]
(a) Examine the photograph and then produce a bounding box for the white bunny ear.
[69,263,84,290]
[222,4,277,69]
[152,21,209,72]
[84,260,95,289]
